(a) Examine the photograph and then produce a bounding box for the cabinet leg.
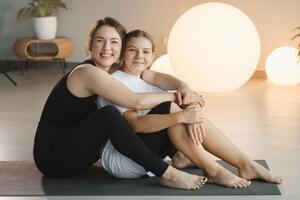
[21,60,27,75]
[60,59,65,74]
[2,59,17,86]
[63,59,67,69]
[3,72,17,86]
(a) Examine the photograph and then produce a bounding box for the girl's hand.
[176,87,205,107]
[181,103,206,145]
[179,105,204,124]
[186,122,206,145]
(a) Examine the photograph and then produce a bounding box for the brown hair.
[122,29,155,55]
[85,17,127,55]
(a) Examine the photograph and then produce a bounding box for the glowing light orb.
[265,46,300,85]
[150,54,176,76]
[168,2,261,92]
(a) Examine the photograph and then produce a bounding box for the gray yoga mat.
[0,160,280,196]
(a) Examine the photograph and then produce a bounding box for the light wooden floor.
[0,65,299,200]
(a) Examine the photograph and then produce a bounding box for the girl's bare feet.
[239,160,283,184]
[172,151,250,188]
[172,151,195,169]
[159,166,207,190]
[204,165,251,188]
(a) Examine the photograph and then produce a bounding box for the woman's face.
[90,25,122,70]
[123,37,154,76]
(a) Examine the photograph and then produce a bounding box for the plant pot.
[33,16,57,40]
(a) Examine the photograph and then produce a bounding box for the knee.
[170,102,181,113]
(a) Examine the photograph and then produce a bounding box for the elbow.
[132,96,145,110]
[127,118,144,133]
[130,123,143,133]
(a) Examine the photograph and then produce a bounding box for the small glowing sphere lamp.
[150,54,176,76]
[168,2,261,92]
[265,46,300,85]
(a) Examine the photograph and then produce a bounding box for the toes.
[192,182,201,190]
[266,174,283,184]
[237,182,244,188]
[241,179,251,188]
[237,182,245,188]
[242,179,251,187]
[198,176,207,186]
[234,179,251,188]
[274,176,283,184]
[192,176,207,190]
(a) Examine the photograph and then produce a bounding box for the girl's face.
[90,25,122,70]
[123,37,154,76]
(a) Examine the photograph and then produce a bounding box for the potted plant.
[291,26,300,61]
[17,0,68,40]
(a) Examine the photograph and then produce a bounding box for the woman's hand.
[176,86,205,107]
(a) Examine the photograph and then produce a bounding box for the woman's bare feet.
[159,166,207,190]
[204,165,251,188]
[239,160,283,184]
[172,151,195,169]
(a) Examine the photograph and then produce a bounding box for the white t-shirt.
[97,70,164,178]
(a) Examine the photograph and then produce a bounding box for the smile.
[100,53,113,57]
[133,61,144,64]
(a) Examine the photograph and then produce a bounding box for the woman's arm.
[69,65,176,110]
[123,106,203,133]
[141,70,205,106]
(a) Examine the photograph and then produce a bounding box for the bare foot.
[159,166,207,190]
[204,165,251,188]
[172,151,195,169]
[239,160,283,184]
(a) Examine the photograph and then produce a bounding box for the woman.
[33,17,206,190]
[98,29,283,188]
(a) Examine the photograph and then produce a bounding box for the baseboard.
[0,59,78,72]
[1,59,267,80]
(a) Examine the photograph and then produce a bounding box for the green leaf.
[17,0,68,19]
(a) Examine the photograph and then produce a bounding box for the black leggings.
[33,102,174,177]
[137,101,177,159]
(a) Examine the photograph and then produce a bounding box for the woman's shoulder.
[68,60,110,90]
[66,60,104,97]
[69,61,101,78]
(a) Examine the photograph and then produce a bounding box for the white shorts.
[100,140,155,179]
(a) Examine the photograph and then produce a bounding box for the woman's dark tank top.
[39,60,97,129]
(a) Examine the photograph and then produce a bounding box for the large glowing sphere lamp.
[151,54,176,76]
[265,46,300,85]
[168,3,261,92]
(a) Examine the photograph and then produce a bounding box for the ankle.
[237,159,253,171]
[162,166,174,180]
[204,164,221,177]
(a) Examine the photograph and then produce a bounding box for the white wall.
[0,0,299,71]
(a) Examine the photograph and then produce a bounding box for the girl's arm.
[75,65,176,110]
[141,70,205,106]
[141,69,188,91]
[123,106,203,133]
[123,111,181,133]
